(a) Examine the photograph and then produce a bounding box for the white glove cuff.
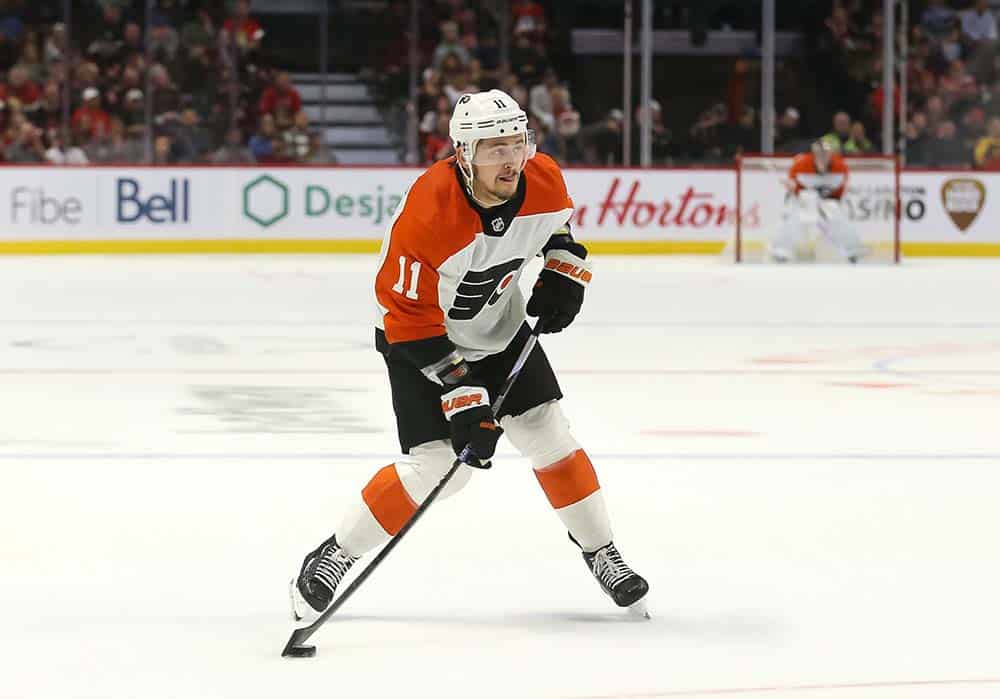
[441,386,490,421]
[543,249,593,287]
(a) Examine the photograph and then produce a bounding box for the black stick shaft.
[282,330,540,654]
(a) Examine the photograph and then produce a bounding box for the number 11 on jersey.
[392,256,421,300]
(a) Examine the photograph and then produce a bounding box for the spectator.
[922,0,958,39]
[71,87,112,138]
[905,111,931,165]
[433,21,471,70]
[259,72,302,117]
[5,65,40,109]
[149,64,181,118]
[120,88,146,138]
[931,23,969,70]
[420,93,452,140]
[688,102,727,161]
[823,111,852,151]
[106,65,142,119]
[844,121,875,153]
[304,131,335,164]
[510,30,546,86]
[168,108,211,163]
[18,42,44,84]
[223,0,265,53]
[181,9,216,52]
[44,22,67,66]
[85,4,128,67]
[511,0,547,39]
[974,115,1000,167]
[960,0,996,42]
[529,69,560,125]
[44,128,89,165]
[148,17,180,65]
[118,23,144,67]
[938,60,978,112]
[926,120,971,166]
[926,94,947,130]
[443,66,477,106]
[578,108,623,165]
[0,21,20,71]
[152,133,177,164]
[417,68,442,119]
[721,104,755,157]
[85,117,142,163]
[775,107,808,152]
[283,111,313,162]
[29,80,61,131]
[248,113,277,161]
[438,53,466,94]
[475,32,502,85]
[424,115,452,163]
[212,127,255,164]
[4,116,45,162]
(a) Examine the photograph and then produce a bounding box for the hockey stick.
[281,326,541,658]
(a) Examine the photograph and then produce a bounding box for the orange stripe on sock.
[362,464,418,535]
[534,449,600,509]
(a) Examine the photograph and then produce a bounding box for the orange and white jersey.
[788,152,849,199]
[373,153,574,361]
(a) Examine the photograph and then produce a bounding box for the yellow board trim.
[1,239,999,257]
[0,239,383,255]
[900,242,1000,257]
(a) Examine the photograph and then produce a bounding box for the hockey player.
[771,139,867,263]
[290,89,649,621]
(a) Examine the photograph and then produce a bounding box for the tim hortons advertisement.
[0,166,998,254]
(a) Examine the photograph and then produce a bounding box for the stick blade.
[281,627,316,658]
[282,643,316,658]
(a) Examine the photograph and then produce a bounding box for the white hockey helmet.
[449,90,536,192]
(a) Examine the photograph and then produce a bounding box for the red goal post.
[730,153,901,264]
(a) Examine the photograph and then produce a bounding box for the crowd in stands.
[4,0,1000,169]
[803,0,1000,168]
[369,0,586,166]
[0,0,331,164]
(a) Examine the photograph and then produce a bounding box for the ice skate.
[289,534,358,622]
[573,535,650,618]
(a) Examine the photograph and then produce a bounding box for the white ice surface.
[1,255,998,699]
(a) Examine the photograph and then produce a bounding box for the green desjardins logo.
[243,175,289,227]
[242,175,402,228]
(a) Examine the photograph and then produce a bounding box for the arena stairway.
[291,72,400,164]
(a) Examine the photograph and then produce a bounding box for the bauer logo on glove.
[527,241,592,334]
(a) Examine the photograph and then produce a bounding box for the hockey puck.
[282,644,316,658]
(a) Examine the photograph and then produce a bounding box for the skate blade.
[627,598,650,620]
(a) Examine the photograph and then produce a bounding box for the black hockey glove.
[526,237,592,334]
[426,352,502,468]
[441,381,502,468]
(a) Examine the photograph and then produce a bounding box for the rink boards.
[0,165,997,256]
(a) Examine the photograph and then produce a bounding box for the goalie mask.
[449,90,537,205]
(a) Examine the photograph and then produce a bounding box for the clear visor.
[470,130,537,166]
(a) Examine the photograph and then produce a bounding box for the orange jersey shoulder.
[520,153,574,216]
[788,152,848,198]
[391,158,481,267]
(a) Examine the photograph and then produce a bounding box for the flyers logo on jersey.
[545,258,592,285]
[449,258,525,321]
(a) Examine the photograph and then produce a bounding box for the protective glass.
[470,130,537,166]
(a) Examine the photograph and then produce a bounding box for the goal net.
[728,154,900,263]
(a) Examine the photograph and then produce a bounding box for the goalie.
[771,140,867,263]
